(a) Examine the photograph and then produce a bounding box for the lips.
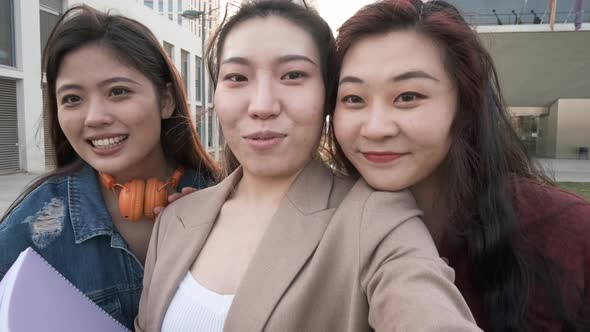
[243,131,287,140]
[361,151,405,164]
[88,135,129,149]
[243,131,287,150]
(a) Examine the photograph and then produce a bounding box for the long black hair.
[329,0,588,331]
[1,5,220,222]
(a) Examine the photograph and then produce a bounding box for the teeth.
[91,135,127,148]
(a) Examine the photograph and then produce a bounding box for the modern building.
[0,0,222,175]
[449,0,590,160]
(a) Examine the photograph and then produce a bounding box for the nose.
[247,77,280,120]
[84,97,114,128]
[360,101,400,140]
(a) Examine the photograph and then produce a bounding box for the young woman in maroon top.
[329,0,590,331]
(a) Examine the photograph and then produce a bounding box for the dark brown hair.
[2,5,220,221]
[329,1,587,331]
[206,0,337,175]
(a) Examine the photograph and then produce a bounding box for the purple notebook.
[0,247,129,332]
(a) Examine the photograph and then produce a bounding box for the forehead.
[57,43,144,82]
[220,16,320,64]
[341,30,448,79]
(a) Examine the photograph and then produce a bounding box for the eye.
[394,92,425,104]
[110,87,131,97]
[61,95,81,105]
[281,71,306,80]
[224,74,247,82]
[341,95,364,104]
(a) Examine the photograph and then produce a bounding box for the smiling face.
[334,30,457,192]
[214,16,325,180]
[56,43,174,180]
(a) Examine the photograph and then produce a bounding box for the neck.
[234,167,304,209]
[109,146,173,184]
[410,166,448,245]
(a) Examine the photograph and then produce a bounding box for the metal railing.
[462,9,589,26]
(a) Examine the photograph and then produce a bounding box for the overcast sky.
[317,0,373,34]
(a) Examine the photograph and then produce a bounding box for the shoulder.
[511,177,590,229]
[512,177,590,288]
[0,174,70,278]
[155,175,233,236]
[343,179,435,257]
[345,178,422,229]
[1,174,69,229]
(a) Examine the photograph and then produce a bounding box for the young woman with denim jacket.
[0,6,219,329]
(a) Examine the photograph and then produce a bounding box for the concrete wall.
[0,0,46,173]
[536,100,558,158]
[555,99,590,159]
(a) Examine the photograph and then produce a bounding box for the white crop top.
[162,272,235,332]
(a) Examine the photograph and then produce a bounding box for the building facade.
[0,0,222,175]
[449,0,590,160]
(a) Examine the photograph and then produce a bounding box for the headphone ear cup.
[119,179,145,221]
[144,178,168,220]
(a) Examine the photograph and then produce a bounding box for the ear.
[160,83,175,120]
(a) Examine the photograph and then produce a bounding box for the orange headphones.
[99,166,185,221]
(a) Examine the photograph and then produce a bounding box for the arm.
[359,190,481,332]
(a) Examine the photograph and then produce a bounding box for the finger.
[154,206,164,216]
[168,192,183,203]
[181,187,198,194]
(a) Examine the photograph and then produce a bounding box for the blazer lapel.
[151,168,243,329]
[224,160,336,332]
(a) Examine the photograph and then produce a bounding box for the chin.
[365,174,410,192]
[245,159,302,179]
[85,158,131,176]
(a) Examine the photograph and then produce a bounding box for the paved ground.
[535,158,590,182]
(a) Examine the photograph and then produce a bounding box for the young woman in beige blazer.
[135,1,481,331]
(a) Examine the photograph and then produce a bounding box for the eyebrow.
[221,57,251,66]
[56,77,140,95]
[392,70,439,82]
[339,70,440,86]
[220,54,317,66]
[277,54,317,66]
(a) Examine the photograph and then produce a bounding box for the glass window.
[207,77,213,104]
[168,0,173,21]
[196,105,206,145]
[144,0,154,9]
[195,55,202,102]
[40,9,61,55]
[181,49,189,94]
[40,0,62,12]
[207,109,214,148]
[0,0,15,67]
[163,41,174,59]
[159,0,163,15]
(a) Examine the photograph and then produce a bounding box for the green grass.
[558,182,590,201]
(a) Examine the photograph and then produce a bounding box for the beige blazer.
[136,160,480,332]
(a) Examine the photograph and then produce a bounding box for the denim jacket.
[0,164,209,330]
